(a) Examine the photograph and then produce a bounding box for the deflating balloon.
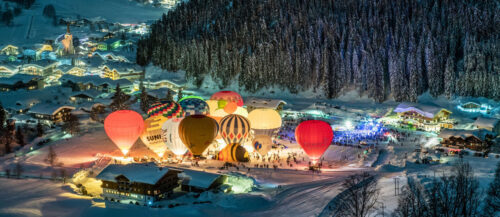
[295,120,333,163]
[210,91,244,107]
[248,109,282,137]
[217,143,249,162]
[179,98,209,116]
[178,115,218,157]
[220,114,251,146]
[162,118,188,156]
[253,135,273,156]
[147,101,184,119]
[140,115,168,157]
[104,110,144,156]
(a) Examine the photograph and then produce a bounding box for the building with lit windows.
[96,163,181,206]
[0,74,43,92]
[393,102,454,132]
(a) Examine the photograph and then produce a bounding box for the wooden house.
[394,103,453,132]
[28,104,75,125]
[0,74,43,92]
[1,45,19,56]
[439,129,495,151]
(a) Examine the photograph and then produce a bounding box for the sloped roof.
[96,163,180,185]
[0,74,41,85]
[474,117,499,129]
[394,102,450,118]
[59,74,132,87]
[439,129,494,141]
[178,169,224,189]
[70,89,103,98]
[245,98,286,109]
[57,65,84,72]
[103,61,142,73]
[29,104,75,115]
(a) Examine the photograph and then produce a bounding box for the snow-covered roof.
[28,104,75,115]
[70,89,103,99]
[439,129,494,141]
[245,98,286,109]
[59,74,132,87]
[147,88,173,99]
[56,65,84,72]
[84,56,105,68]
[96,163,180,185]
[394,102,450,118]
[178,169,224,189]
[146,68,187,86]
[0,74,41,85]
[23,59,57,68]
[474,117,499,129]
[103,61,142,73]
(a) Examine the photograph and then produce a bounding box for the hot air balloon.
[248,109,282,137]
[162,118,188,156]
[104,110,144,156]
[295,120,333,163]
[253,135,273,156]
[146,101,184,119]
[206,99,219,114]
[140,115,168,158]
[210,91,244,107]
[217,143,249,162]
[179,98,209,116]
[178,95,205,103]
[219,114,251,146]
[178,115,218,157]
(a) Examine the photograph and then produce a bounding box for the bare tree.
[45,146,58,167]
[333,172,379,217]
[13,162,23,179]
[394,177,429,217]
[483,162,500,217]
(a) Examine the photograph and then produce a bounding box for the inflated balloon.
[206,100,219,114]
[140,115,168,157]
[223,102,238,114]
[295,120,333,163]
[253,135,273,156]
[178,95,205,103]
[233,107,249,117]
[147,101,184,119]
[220,114,251,146]
[179,98,209,116]
[210,91,244,107]
[104,110,144,156]
[162,118,188,156]
[217,143,249,162]
[178,115,218,157]
[217,99,228,110]
[248,109,282,137]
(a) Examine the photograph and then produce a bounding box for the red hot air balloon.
[295,120,333,164]
[104,110,145,156]
[210,91,244,107]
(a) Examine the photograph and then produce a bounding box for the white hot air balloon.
[162,118,188,156]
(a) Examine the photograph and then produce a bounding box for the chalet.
[1,45,19,56]
[394,103,453,132]
[457,101,492,114]
[0,74,43,92]
[91,52,130,62]
[474,117,500,135]
[0,63,21,77]
[102,62,143,81]
[59,74,133,93]
[245,98,286,112]
[439,129,495,151]
[55,65,86,77]
[142,71,187,92]
[179,169,227,193]
[96,163,181,206]
[20,60,58,77]
[69,90,103,104]
[28,104,75,125]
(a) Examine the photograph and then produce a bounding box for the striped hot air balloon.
[179,98,209,116]
[217,143,249,162]
[147,101,184,119]
[219,114,251,146]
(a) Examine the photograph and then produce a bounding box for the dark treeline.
[137,0,499,102]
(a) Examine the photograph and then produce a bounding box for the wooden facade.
[441,135,493,151]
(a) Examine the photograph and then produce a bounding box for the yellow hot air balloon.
[248,108,282,137]
[140,115,168,158]
[206,100,219,114]
[178,115,218,157]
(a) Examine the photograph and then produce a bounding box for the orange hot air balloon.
[178,115,218,157]
[210,91,244,107]
[104,110,144,156]
[223,102,238,114]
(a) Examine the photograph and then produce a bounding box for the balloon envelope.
[210,91,244,107]
[104,110,144,155]
[217,143,249,162]
[295,120,333,162]
[147,101,184,119]
[248,109,282,136]
[220,114,251,146]
[179,98,209,116]
[253,135,273,156]
[162,118,188,156]
[140,115,168,157]
[178,95,205,103]
[178,115,218,157]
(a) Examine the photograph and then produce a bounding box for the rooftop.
[0,74,41,85]
[394,102,450,118]
[29,103,75,115]
[178,168,224,189]
[245,98,286,109]
[96,163,180,185]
